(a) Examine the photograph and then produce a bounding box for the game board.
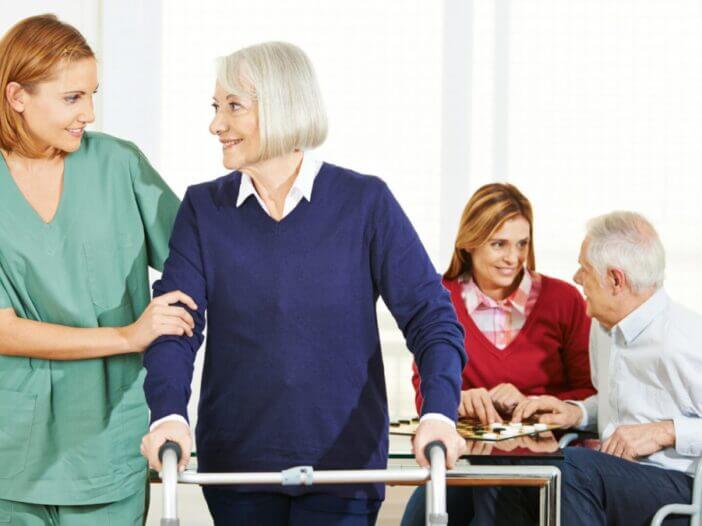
[389,418,560,441]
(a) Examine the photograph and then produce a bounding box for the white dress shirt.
[573,288,702,476]
[237,154,322,218]
[151,153,453,431]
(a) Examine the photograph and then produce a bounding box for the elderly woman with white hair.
[139,42,467,525]
[472,211,702,526]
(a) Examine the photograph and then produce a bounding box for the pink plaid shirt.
[461,270,542,350]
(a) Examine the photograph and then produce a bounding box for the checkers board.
[390,418,560,442]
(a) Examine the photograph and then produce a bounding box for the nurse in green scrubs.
[0,15,195,524]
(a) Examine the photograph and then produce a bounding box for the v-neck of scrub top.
[0,153,71,224]
[0,153,74,256]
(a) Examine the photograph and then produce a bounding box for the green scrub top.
[0,132,180,505]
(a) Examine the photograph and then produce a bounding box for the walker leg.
[424,480,432,526]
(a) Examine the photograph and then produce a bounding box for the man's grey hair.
[585,211,665,293]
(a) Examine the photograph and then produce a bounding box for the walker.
[158,440,449,526]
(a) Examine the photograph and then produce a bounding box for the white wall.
[0,1,162,161]
[472,0,702,312]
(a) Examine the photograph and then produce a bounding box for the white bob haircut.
[585,211,665,293]
[216,41,328,161]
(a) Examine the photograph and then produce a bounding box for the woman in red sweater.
[402,183,595,526]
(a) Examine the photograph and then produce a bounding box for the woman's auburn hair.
[445,183,536,281]
[0,14,94,158]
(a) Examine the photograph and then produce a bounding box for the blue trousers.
[202,488,380,526]
[472,447,694,526]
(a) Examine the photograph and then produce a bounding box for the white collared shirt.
[574,289,702,475]
[237,154,322,218]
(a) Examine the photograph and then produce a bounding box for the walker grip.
[158,440,183,463]
[423,440,447,461]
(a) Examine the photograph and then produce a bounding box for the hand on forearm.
[122,290,197,352]
[0,289,197,361]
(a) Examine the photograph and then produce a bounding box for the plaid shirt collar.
[462,269,533,316]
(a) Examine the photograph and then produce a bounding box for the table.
[388,432,563,526]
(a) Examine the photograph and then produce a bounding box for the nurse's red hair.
[0,14,94,158]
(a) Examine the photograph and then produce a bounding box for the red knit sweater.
[412,275,595,414]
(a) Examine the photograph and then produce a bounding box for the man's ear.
[6,82,27,113]
[609,268,627,295]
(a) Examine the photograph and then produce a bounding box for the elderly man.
[473,211,702,526]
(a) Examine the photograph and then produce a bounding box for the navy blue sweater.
[143,163,466,501]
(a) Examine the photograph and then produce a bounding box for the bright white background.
[2,1,702,522]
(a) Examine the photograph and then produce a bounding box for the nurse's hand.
[141,420,192,472]
[122,291,198,352]
[412,419,466,469]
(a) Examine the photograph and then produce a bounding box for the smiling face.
[470,215,531,299]
[10,57,97,156]
[209,82,261,171]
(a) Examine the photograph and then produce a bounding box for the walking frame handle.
[159,441,182,526]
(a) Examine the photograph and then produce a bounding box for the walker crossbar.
[157,440,449,526]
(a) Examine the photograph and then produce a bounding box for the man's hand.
[412,419,467,469]
[489,383,526,414]
[511,395,584,428]
[141,420,193,472]
[458,388,502,425]
[600,421,675,461]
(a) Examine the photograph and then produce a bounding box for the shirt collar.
[615,288,669,345]
[462,269,533,315]
[236,153,322,208]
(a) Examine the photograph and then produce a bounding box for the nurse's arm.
[0,290,197,360]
